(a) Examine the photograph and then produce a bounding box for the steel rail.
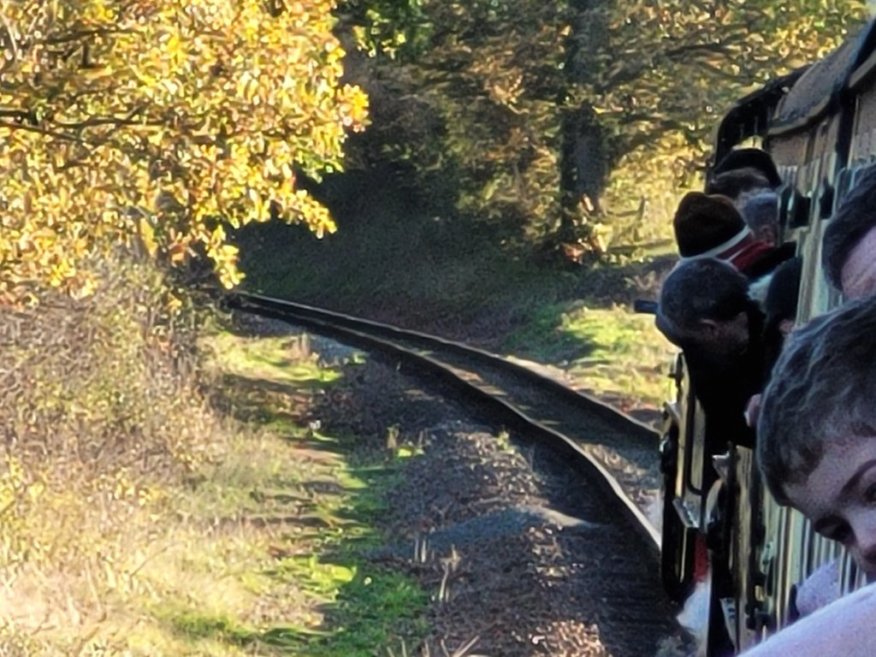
[227,291,662,552]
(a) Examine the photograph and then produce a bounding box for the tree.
[0,0,368,304]
[339,0,866,254]
[565,0,867,249]
[339,0,570,242]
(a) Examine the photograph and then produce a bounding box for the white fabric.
[747,272,773,307]
[796,560,842,617]
[740,583,876,656]
[678,226,753,263]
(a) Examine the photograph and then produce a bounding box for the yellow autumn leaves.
[0,0,368,304]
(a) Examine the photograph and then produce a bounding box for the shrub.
[0,256,220,637]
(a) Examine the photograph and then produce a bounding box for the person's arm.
[741,583,876,656]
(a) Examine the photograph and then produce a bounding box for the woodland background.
[0,1,868,654]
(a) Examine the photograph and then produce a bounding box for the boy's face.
[841,226,876,300]
[683,311,751,361]
[785,436,876,580]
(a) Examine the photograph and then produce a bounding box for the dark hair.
[712,148,782,187]
[658,259,751,335]
[764,257,802,328]
[757,296,876,503]
[741,192,780,231]
[822,164,876,290]
[708,169,773,199]
[762,257,802,374]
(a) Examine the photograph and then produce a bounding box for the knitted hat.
[712,148,782,188]
[673,192,750,259]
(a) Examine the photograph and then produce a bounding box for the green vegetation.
[238,184,677,416]
[335,0,866,249]
[238,0,865,419]
[5,4,870,652]
[1,0,367,304]
[237,185,581,326]
[505,303,676,413]
[169,331,429,657]
[0,266,427,655]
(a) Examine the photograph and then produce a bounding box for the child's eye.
[865,483,876,505]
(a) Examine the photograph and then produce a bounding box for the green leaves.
[0,0,368,303]
[341,0,569,237]
[572,0,867,247]
[334,0,864,253]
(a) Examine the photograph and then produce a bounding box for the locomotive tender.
[659,16,876,656]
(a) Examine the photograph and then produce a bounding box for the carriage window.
[789,192,812,228]
[819,185,835,219]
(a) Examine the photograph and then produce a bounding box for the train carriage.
[659,16,876,656]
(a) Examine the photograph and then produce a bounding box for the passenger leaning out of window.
[743,296,876,655]
[707,147,784,209]
[823,163,876,300]
[672,192,795,296]
[656,258,765,449]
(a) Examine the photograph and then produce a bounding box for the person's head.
[823,164,876,299]
[708,147,783,195]
[757,296,876,577]
[764,257,803,339]
[657,258,753,358]
[741,192,781,247]
[673,192,752,260]
[761,257,802,375]
[709,168,774,202]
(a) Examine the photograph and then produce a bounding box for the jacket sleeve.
[740,583,876,657]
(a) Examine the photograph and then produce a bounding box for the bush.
[0,256,220,640]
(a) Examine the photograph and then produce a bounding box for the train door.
[660,354,709,602]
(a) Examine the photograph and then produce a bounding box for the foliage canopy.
[341,0,867,251]
[340,0,569,240]
[578,0,868,247]
[0,0,367,303]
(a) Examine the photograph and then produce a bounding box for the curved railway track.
[226,292,689,654]
[228,292,664,553]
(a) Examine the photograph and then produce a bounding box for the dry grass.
[0,260,428,655]
[503,301,676,418]
[559,303,676,413]
[0,260,230,652]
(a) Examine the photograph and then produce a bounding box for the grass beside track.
[502,302,677,415]
[154,331,429,656]
[3,329,427,656]
[239,221,677,420]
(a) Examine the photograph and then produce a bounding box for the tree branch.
[52,105,153,130]
[0,108,36,122]
[0,121,81,142]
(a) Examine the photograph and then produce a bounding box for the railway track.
[227,291,664,554]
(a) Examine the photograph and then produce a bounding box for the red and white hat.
[673,192,757,265]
